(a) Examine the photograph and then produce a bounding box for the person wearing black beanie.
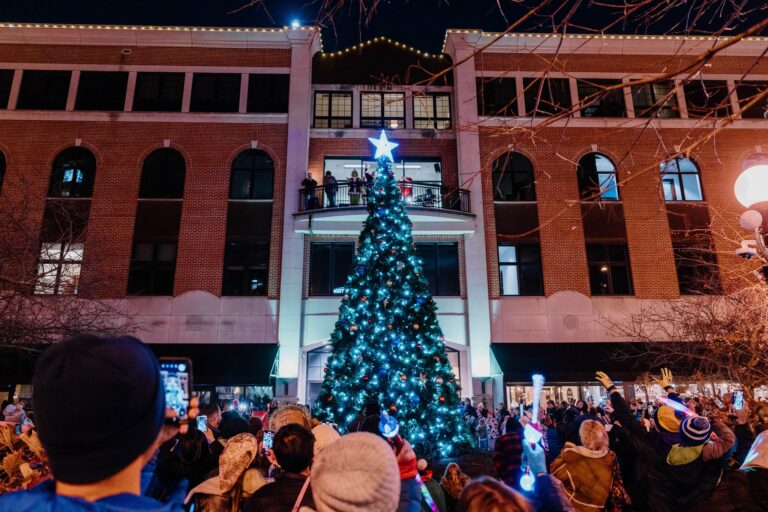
[0,334,197,512]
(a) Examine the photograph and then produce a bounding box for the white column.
[66,70,80,111]
[239,73,249,114]
[7,70,21,110]
[181,72,193,113]
[447,38,493,383]
[124,71,137,112]
[278,29,320,387]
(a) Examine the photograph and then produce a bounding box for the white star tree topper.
[368,130,399,161]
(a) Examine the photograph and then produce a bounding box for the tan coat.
[551,442,615,511]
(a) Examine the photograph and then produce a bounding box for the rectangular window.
[247,74,290,113]
[523,78,572,116]
[414,93,451,129]
[313,91,353,128]
[74,71,129,111]
[631,81,680,118]
[735,80,768,119]
[415,242,460,296]
[683,80,732,118]
[309,242,355,296]
[190,73,241,113]
[661,158,703,201]
[360,92,405,129]
[498,244,544,296]
[476,77,517,116]
[133,72,185,112]
[0,70,14,109]
[222,240,269,296]
[127,242,177,296]
[34,242,83,295]
[674,245,721,295]
[576,79,626,118]
[587,244,633,295]
[17,70,71,110]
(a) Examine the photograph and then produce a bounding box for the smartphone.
[262,430,275,454]
[159,357,193,424]
[197,415,208,433]
[734,390,745,410]
[15,424,21,435]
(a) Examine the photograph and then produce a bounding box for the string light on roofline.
[320,36,447,59]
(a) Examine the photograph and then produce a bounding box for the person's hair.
[441,463,471,500]
[200,403,220,418]
[220,415,249,439]
[364,399,381,416]
[179,428,211,464]
[273,424,314,473]
[456,476,532,512]
[579,419,609,451]
[248,416,263,437]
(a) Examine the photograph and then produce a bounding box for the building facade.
[0,23,766,406]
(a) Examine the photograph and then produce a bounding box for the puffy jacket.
[242,472,314,512]
[609,390,735,512]
[0,481,183,512]
[550,442,615,511]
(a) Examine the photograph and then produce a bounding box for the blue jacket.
[0,481,184,512]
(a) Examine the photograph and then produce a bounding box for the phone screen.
[159,358,192,422]
[262,430,275,452]
[197,415,208,432]
[15,424,21,435]
[734,390,745,410]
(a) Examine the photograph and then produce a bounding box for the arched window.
[660,156,703,201]
[0,150,6,192]
[577,153,619,201]
[49,147,96,198]
[139,148,186,199]
[491,152,535,201]
[230,149,274,199]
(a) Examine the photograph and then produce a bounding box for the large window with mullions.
[314,92,353,128]
[230,150,274,200]
[360,92,405,129]
[491,152,536,202]
[577,153,619,201]
[661,157,703,202]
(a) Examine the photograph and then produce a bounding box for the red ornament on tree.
[439,395,446,403]
[413,323,420,330]
[361,297,367,303]
[400,374,408,381]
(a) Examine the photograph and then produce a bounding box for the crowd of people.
[2,334,768,511]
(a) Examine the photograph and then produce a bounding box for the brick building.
[0,23,766,406]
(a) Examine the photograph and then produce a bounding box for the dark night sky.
[0,0,764,52]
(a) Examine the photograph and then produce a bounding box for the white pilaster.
[278,28,321,386]
[446,36,493,384]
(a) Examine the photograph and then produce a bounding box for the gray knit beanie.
[310,432,401,512]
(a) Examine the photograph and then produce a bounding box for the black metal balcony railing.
[297,181,471,213]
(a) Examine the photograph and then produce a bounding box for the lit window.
[498,244,543,296]
[35,242,83,295]
[577,153,619,201]
[414,93,451,129]
[361,92,405,129]
[48,147,96,198]
[587,244,633,295]
[492,152,536,201]
[661,157,703,201]
[313,92,353,128]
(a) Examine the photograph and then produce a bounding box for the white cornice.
[443,30,768,58]
[0,22,322,51]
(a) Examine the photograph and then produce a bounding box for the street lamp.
[734,163,768,277]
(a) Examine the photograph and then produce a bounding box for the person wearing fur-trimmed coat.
[550,419,615,512]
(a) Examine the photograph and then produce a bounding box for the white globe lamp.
[734,164,768,209]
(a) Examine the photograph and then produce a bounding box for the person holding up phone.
[0,334,198,512]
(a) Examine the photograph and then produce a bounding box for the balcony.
[294,181,476,235]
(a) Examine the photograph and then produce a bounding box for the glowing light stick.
[520,467,535,492]
[656,396,697,417]
[531,374,544,424]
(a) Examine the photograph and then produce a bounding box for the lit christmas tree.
[314,131,470,457]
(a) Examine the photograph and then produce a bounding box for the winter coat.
[187,468,270,512]
[493,429,523,489]
[398,478,421,512]
[609,390,735,512]
[710,430,768,511]
[550,442,614,511]
[0,480,184,512]
[242,472,314,512]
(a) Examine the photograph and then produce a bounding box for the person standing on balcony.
[302,172,318,210]
[348,170,362,205]
[364,165,376,198]
[324,171,338,208]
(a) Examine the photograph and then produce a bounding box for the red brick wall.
[0,120,288,299]
[0,44,291,68]
[478,126,766,299]
[475,52,768,75]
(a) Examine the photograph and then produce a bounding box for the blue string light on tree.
[313,130,470,457]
